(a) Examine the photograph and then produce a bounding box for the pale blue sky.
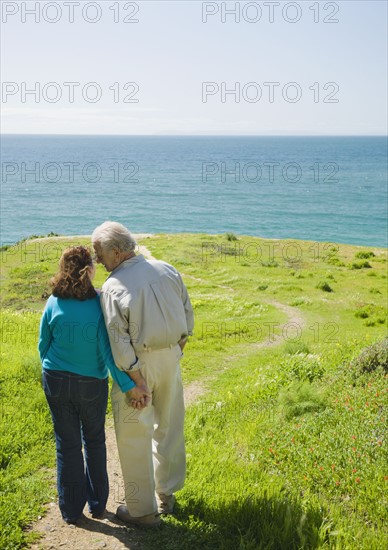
[1,0,387,135]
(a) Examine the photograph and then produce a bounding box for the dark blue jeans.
[42,369,109,523]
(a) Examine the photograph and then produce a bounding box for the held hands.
[125,370,151,410]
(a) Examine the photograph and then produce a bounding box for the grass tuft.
[278,383,327,419]
[284,341,310,355]
[316,280,333,292]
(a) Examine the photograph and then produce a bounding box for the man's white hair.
[92,221,137,253]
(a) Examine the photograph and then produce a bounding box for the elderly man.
[92,221,194,527]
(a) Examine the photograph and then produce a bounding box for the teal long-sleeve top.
[38,294,135,393]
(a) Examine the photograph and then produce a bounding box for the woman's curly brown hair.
[50,246,97,300]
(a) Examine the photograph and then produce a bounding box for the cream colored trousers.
[111,344,186,517]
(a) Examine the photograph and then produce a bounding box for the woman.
[39,246,137,524]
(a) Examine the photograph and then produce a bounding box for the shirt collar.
[110,254,145,276]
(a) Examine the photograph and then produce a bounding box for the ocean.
[1,135,387,247]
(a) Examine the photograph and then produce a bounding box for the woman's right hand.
[125,383,151,409]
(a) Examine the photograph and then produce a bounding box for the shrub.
[261,260,279,268]
[354,304,387,325]
[225,233,238,242]
[327,257,345,266]
[350,337,388,374]
[316,281,333,292]
[355,251,375,259]
[281,354,325,382]
[369,288,381,294]
[355,309,369,319]
[350,261,372,269]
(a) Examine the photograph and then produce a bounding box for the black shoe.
[91,509,106,519]
[65,513,88,526]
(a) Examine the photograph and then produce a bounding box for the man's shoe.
[157,493,176,514]
[116,505,161,528]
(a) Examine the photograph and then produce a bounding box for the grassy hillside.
[0,233,387,549]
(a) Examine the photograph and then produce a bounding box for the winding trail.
[29,237,305,550]
[184,299,306,406]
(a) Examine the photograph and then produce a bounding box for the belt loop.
[142,344,176,352]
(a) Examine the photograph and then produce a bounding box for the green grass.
[0,311,55,549]
[0,233,387,549]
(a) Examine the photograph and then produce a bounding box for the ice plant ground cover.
[0,233,387,549]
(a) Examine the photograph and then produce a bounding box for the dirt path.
[30,417,146,550]
[183,298,306,406]
[29,240,305,549]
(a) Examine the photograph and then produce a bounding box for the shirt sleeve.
[38,302,52,362]
[100,289,140,372]
[97,316,135,392]
[178,273,194,336]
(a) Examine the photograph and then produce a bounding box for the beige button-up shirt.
[100,254,194,372]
